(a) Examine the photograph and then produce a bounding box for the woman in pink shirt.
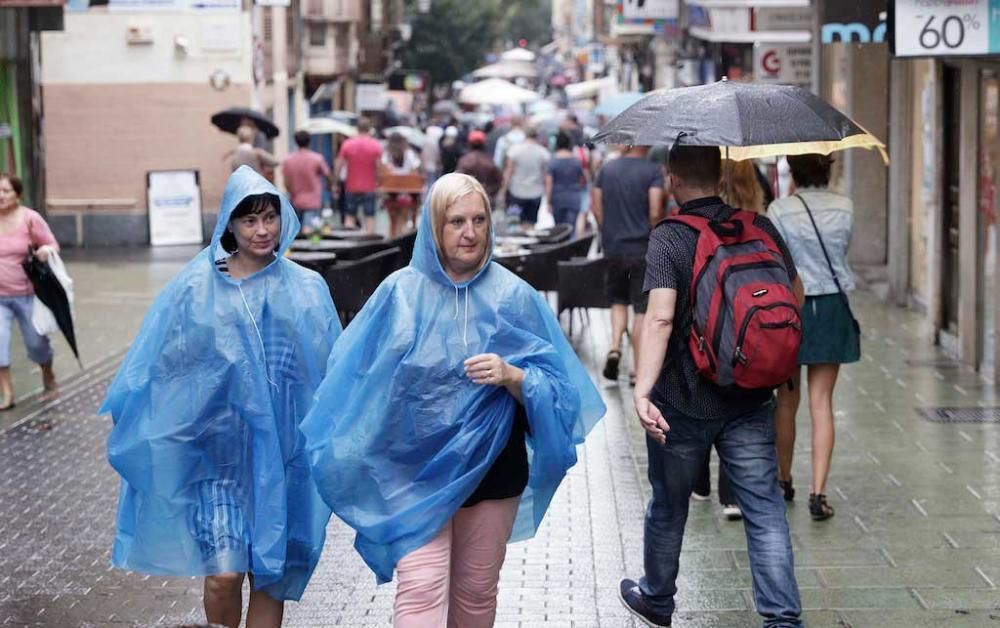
[0,174,59,409]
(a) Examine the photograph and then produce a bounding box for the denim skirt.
[799,293,861,365]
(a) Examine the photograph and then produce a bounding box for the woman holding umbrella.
[0,173,59,409]
[103,166,342,627]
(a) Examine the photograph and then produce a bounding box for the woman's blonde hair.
[428,173,493,271]
[721,159,764,213]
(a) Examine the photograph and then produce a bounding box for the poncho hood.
[210,165,301,264]
[409,189,494,288]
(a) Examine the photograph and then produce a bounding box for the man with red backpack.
[619,144,805,628]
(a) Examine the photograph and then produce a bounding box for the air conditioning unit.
[126,24,155,45]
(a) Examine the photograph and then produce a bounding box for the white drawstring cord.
[453,285,459,320]
[238,284,279,389]
[463,287,470,348]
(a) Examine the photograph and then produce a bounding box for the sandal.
[809,493,834,521]
[0,400,15,411]
[603,350,622,381]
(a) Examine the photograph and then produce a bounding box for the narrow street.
[1,254,999,627]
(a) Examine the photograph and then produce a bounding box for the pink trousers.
[393,497,520,628]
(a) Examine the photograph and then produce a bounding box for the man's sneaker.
[690,490,711,502]
[618,578,671,626]
[722,504,742,520]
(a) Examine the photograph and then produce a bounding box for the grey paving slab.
[2,281,1000,626]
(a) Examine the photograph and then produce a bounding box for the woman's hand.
[34,246,51,263]
[465,353,525,403]
[464,353,515,386]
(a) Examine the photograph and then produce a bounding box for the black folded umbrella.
[22,249,82,367]
[211,107,280,139]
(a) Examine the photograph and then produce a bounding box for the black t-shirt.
[643,196,798,420]
[596,156,664,257]
[463,402,529,507]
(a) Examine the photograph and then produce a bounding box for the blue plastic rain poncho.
[300,184,606,584]
[102,166,342,601]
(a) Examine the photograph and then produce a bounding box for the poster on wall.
[753,43,813,87]
[147,169,204,247]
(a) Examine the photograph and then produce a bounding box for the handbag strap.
[795,192,848,300]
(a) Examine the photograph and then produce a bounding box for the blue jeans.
[345,192,377,219]
[640,401,802,627]
[0,295,54,368]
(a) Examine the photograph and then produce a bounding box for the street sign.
[621,0,677,21]
[753,43,813,87]
[147,170,204,247]
[893,0,1000,57]
[355,83,387,112]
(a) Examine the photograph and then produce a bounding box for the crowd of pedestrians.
[88,94,863,628]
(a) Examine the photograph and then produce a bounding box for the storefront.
[890,0,1000,381]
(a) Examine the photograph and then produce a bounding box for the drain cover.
[919,407,1000,423]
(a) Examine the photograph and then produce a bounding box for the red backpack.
[669,210,802,390]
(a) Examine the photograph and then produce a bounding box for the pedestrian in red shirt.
[282,130,333,234]
[335,117,383,233]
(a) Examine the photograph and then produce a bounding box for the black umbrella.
[211,107,280,139]
[590,79,887,163]
[22,249,82,367]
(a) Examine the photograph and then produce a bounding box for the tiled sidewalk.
[2,292,1000,626]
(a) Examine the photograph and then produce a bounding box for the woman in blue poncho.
[301,173,605,627]
[102,167,342,628]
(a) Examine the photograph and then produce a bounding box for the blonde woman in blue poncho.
[102,167,342,628]
[301,172,605,627]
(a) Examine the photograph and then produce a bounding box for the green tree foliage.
[400,0,551,86]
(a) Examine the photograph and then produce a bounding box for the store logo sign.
[822,21,888,44]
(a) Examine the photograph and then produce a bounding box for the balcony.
[303,0,362,23]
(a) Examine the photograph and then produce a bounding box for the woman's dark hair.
[0,173,23,197]
[220,193,280,253]
[555,131,572,151]
[388,132,406,168]
[786,153,833,188]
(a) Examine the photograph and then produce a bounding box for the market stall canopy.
[472,61,539,80]
[459,78,540,106]
[590,79,888,164]
[302,118,358,137]
[564,76,616,101]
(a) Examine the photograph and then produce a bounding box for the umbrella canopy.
[384,125,426,149]
[594,91,644,118]
[459,78,540,107]
[500,48,536,62]
[303,117,357,137]
[432,99,459,115]
[590,79,888,163]
[211,107,280,139]
[22,251,81,366]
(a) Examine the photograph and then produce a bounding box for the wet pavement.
[2,250,1000,626]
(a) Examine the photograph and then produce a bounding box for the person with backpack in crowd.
[620,144,805,628]
[691,158,770,521]
[767,153,860,521]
